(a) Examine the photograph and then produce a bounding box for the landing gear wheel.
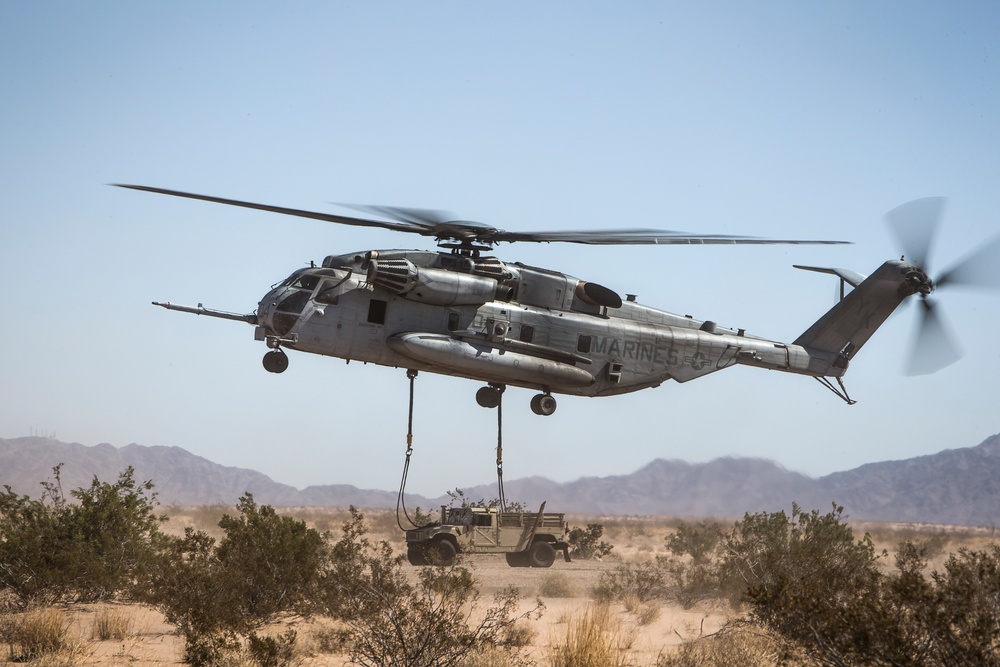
[476,385,503,409]
[530,393,557,416]
[528,541,556,568]
[262,349,289,374]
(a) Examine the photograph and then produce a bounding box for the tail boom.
[791,260,925,372]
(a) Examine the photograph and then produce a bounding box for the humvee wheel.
[505,551,529,567]
[431,538,457,565]
[528,541,556,568]
[407,546,428,566]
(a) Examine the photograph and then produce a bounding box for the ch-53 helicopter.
[118,185,999,415]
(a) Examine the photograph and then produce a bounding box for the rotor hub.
[904,268,934,297]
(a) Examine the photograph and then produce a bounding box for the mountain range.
[2,434,999,526]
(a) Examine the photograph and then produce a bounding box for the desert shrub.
[567,523,614,560]
[663,558,728,609]
[665,520,724,565]
[547,604,633,667]
[246,630,298,667]
[538,572,576,598]
[719,503,897,664]
[501,620,536,648]
[916,543,1000,666]
[146,493,325,665]
[0,466,168,606]
[593,557,670,603]
[321,507,542,667]
[718,502,1000,666]
[309,621,352,654]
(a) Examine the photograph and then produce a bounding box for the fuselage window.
[447,312,461,331]
[367,299,388,325]
[577,334,592,354]
[520,325,534,343]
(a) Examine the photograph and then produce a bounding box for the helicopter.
[117,185,1000,415]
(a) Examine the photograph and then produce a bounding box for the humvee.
[406,502,571,567]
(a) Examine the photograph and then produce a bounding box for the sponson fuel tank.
[387,333,595,388]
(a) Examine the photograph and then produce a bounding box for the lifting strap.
[396,369,422,531]
[495,384,507,512]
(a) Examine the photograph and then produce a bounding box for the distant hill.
[2,434,999,526]
[0,437,411,508]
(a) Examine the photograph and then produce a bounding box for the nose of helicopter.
[257,285,313,338]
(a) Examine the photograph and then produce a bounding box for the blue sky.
[2,2,998,499]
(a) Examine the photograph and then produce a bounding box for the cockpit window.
[293,275,320,290]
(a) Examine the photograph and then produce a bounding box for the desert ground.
[3,506,995,666]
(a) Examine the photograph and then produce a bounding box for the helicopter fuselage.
[249,249,852,408]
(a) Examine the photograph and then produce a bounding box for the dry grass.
[547,603,635,667]
[1,607,74,662]
[91,605,134,641]
[656,622,800,667]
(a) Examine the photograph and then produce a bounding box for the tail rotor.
[883,197,1000,375]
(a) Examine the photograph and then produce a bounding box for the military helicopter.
[118,185,1000,415]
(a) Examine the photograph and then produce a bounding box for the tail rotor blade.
[884,197,946,269]
[906,299,962,376]
[936,233,1000,290]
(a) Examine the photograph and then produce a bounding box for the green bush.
[0,465,167,606]
[145,494,325,665]
[720,502,1000,666]
[593,558,670,603]
[568,523,614,560]
[665,520,724,565]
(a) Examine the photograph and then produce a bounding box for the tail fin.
[793,261,914,364]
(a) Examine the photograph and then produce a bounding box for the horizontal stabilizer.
[793,265,866,288]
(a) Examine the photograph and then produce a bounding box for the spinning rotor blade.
[884,196,945,269]
[489,228,849,245]
[113,184,436,235]
[883,196,1000,375]
[116,184,849,248]
[906,299,962,376]
[936,233,1000,289]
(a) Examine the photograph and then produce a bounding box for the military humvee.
[405,502,571,567]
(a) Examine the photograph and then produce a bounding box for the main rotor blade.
[489,228,850,245]
[113,184,435,236]
[115,184,851,247]
[936,233,1000,289]
[884,196,946,269]
[905,299,962,376]
[335,203,453,229]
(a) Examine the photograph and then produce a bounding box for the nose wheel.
[262,349,289,373]
[530,393,557,416]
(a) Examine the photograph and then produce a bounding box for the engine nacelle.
[367,258,498,306]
